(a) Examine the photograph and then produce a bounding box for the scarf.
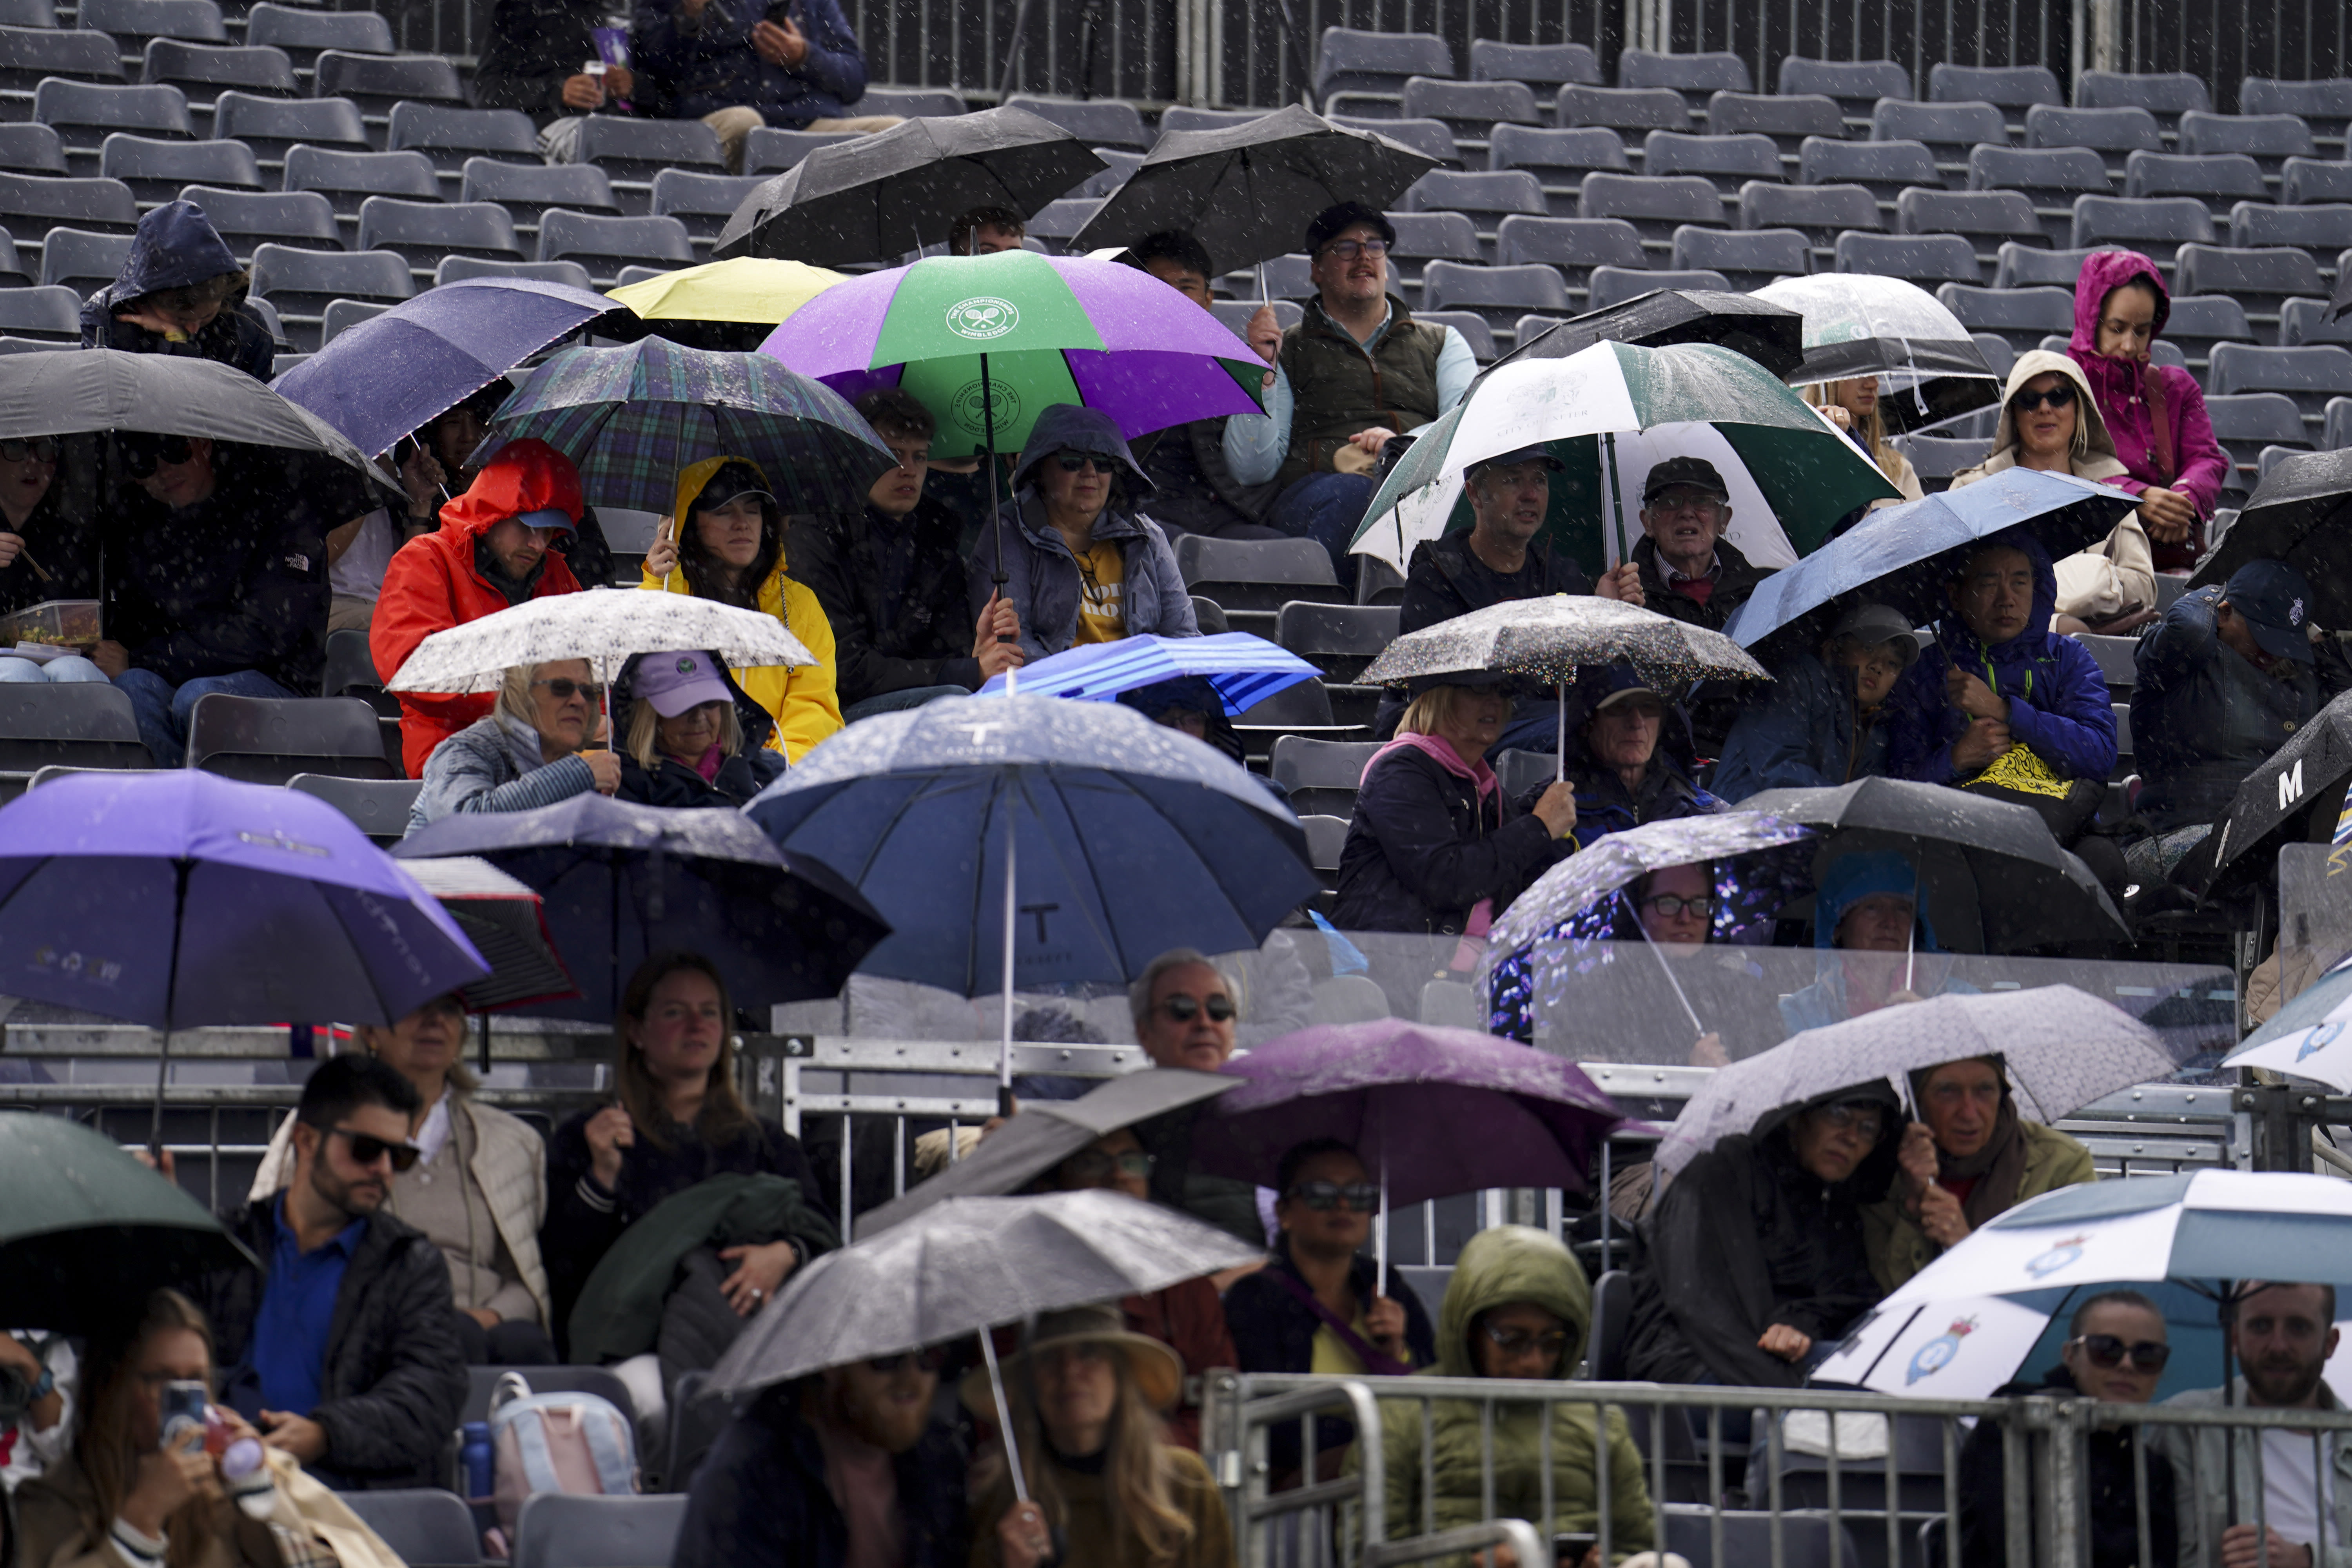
[1363,731,1504,949]
[1909,1067,2032,1230]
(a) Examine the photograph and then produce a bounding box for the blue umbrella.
[271,276,625,459]
[394,793,890,1024]
[1719,466,2142,658]
[974,631,1319,714]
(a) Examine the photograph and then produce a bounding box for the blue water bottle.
[460,1421,494,1502]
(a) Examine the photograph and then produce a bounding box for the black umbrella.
[1485,289,1807,382]
[714,107,1105,267]
[1069,105,1439,273]
[2188,448,2352,626]
[2180,687,2352,897]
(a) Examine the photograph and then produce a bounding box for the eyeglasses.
[1321,238,1389,261]
[120,436,194,478]
[866,1347,948,1375]
[1816,1103,1885,1140]
[0,439,57,463]
[2011,384,2077,412]
[1287,1180,1380,1212]
[1053,453,1116,475]
[1640,894,1715,919]
[1482,1322,1571,1359]
[1159,993,1236,1023]
[532,677,605,702]
[326,1126,421,1172]
[1062,1148,1156,1185]
[1646,490,1726,516]
[2069,1333,2170,1372]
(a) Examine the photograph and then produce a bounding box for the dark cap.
[1641,456,1729,503]
[1467,443,1564,477]
[1826,603,1919,669]
[1303,201,1396,257]
[2223,560,2318,665]
[1588,662,1664,713]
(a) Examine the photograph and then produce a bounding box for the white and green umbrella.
[1350,339,1900,580]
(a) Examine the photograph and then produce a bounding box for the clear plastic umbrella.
[1751,273,2001,434]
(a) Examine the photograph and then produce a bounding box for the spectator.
[0,435,105,686]
[967,403,1197,660]
[1223,1139,1435,1485]
[1358,1226,1676,1568]
[389,387,614,595]
[1119,676,1245,766]
[1630,456,1768,755]
[374,438,587,777]
[192,1053,469,1489]
[247,994,557,1367]
[1951,353,2156,631]
[612,648,786,808]
[89,436,328,769]
[947,207,1026,257]
[968,1303,1234,1568]
[1778,851,1976,1033]
[333,386,529,637]
[1125,949,1262,1245]
[1805,377,1925,522]
[78,202,273,381]
[2128,561,2321,887]
[2157,1281,2352,1568]
[1622,1080,1898,1387]
[1222,202,1478,586]
[1958,1290,2178,1568]
[1862,1055,2094,1291]
[1711,603,1915,803]
[1565,666,1718,849]
[406,658,622,832]
[472,0,635,161]
[791,387,1018,720]
[1613,861,1774,1068]
[2067,250,2231,573]
[642,456,842,761]
[628,0,901,174]
[0,1330,71,1493]
[671,1342,967,1568]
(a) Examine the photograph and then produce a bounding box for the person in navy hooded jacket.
[78,200,274,381]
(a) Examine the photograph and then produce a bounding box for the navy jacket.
[630,0,868,125]
[1331,741,1568,935]
[1567,751,1717,848]
[79,200,274,381]
[2130,583,2318,832]
[1711,649,1891,804]
[610,649,789,809]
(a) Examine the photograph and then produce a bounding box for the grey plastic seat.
[174,185,337,261]
[1314,26,1450,119]
[1936,281,2073,337]
[1270,734,1380,818]
[576,114,723,214]
[38,225,130,294]
[35,80,190,174]
[1275,601,1400,685]
[511,1494,686,1568]
[1495,213,1644,303]
[1328,113,1457,168]
[1776,56,1912,125]
[0,284,80,341]
[141,40,295,117]
[1555,84,1688,140]
[2075,70,2211,137]
[1871,98,2007,185]
[536,210,693,286]
[1487,124,1625,215]
[1703,90,1842,154]
[2230,201,2352,259]
[248,241,411,350]
[0,227,27,287]
[1002,94,1151,151]
[2277,298,2352,347]
[211,89,366,166]
[98,132,255,201]
[1070,147,1142,201]
[355,196,520,277]
[1578,171,1723,251]
[2328,394,2352,449]
[2123,150,2266,220]
[0,0,51,25]
[2178,110,2317,180]
[1419,259,1568,336]
[854,84,963,118]
[1971,329,2016,379]
[1741,180,1877,262]
[2205,392,2311,486]
[334,1488,479,1566]
[0,121,63,176]
[2283,159,2352,209]
[1899,432,1996,490]
[1641,130,1779,199]
[2207,343,2352,429]
[652,167,763,251]
[0,25,125,99]
[1588,264,1726,309]
[313,50,463,142]
[1968,144,2110,246]
[742,125,858,176]
[82,0,222,53]
[2240,78,2352,148]
[1896,187,2038,258]
[0,172,137,262]
[2071,194,2212,257]
[461,156,617,234]
[1383,209,1479,281]
[434,255,592,289]
[1990,241,2099,287]
[186,694,394,785]
[1399,169,1543,260]
[1399,76,1538,145]
[317,296,387,343]
[1156,106,1265,134]
[1672,224,1806,288]
[1927,62,2061,117]
[1797,135,1936,202]
[1467,40,1599,90]
[1412,309,1496,362]
[2173,243,2325,328]
[241,2,392,79]
[1023,194,1100,249]
[1835,230,1979,284]
[387,101,537,196]
[286,144,435,248]
[1617,48,1751,109]
[2024,104,2163,177]
[0,682,152,791]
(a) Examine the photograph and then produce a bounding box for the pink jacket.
[2065,249,2232,519]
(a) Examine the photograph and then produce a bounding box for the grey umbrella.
[855,1069,1240,1235]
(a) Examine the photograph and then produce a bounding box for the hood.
[1009,403,1154,498]
[106,200,242,302]
[1983,350,2123,471]
[670,453,777,536]
[2070,249,2171,353]
[1811,849,1943,952]
[1754,1078,1906,1203]
[1932,521,2063,668]
[1432,1224,1591,1381]
[613,647,777,755]
[441,438,584,538]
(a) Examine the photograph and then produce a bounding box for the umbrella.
[2180,687,2352,897]
[383,588,813,696]
[1654,984,2176,1178]
[1350,340,1902,582]
[1737,775,2129,949]
[1487,289,1807,381]
[2332,262,2352,323]
[1751,274,2002,436]
[973,630,1319,714]
[855,1068,1241,1234]
[2187,448,2352,627]
[2224,951,2352,1083]
[394,795,891,1024]
[1068,105,1439,273]
[601,257,847,353]
[477,337,896,516]
[270,276,625,459]
[397,855,577,1014]
[1720,467,2145,661]
[715,107,1105,267]
[0,1114,258,1330]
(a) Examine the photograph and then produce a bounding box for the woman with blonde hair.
[970,1303,1233,1568]
[405,657,622,832]
[611,649,786,809]
[1804,377,1925,513]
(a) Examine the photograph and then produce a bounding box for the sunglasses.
[1053,453,1116,475]
[327,1126,421,1173]
[2070,1333,2170,1372]
[120,436,194,478]
[1321,238,1389,261]
[533,677,606,702]
[1639,893,1714,919]
[1287,1180,1380,1212]
[1062,1148,1155,1184]
[0,438,57,463]
[866,1347,948,1375]
[2011,384,2077,412]
[1160,993,1236,1023]
[1817,1103,1885,1140]
[1483,1323,1572,1359]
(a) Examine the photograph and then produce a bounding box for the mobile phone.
[763,0,794,24]
[160,1380,209,1448]
[1553,1533,1599,1567]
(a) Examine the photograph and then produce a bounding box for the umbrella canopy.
[974,631,1318,713]
[2187,448,2352,627]
[383,589,813,695]
[601,257,847,353]
[1187,1019,1639,1207]
[715,107,1105,267]
[0,770,486,1029]
[1351,341,1901,579]
[856,1069,1240,1234]
[708,1188,1262,1395]
[2224,951,2352,1084]
[478,337,895,515]
[1069,105,1438,271]
[397,855,577,1012]
[270,277,624,459]
[1357,593,1768,692]
[395,795,890,1022]
[1487,289,1807,381]
[2181,688,2352,897]
[759,249,1267,457]
[0,1114,257,1329]
[1483,811,1817,960]
[1655,984,2175,1178]
[745,694,1316,994]
[1720,467,2144,661]
[1751,274,2002,434]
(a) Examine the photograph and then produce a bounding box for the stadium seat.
[1208,299,1300,339]
[0,171,136,281]
[211,90,365,169]
[742,125,858,176]
[355,196,521,279]
[1775,57,1912,127]
[0,0,50,25]
[35,80,190,174]
[333,1488,479,1565]
[1670,225,1806,289]
[575,115,723,214]
[1971,330,2016,379]
[1578,171,1722,253]
[1991,241,2096,287]
[1270,734,1380,818]
[248,240,410,350]
[461,157,617,239]
[2283,158,2352,207]
[1157,106,1266,134]
[0,120,62,176]
[2328,395,2352,449]
[185,693,394,785]
[1002,95,1151,151]
[1418,259,1568,339]
[1513,311,1566,343]
[1871,99,2006,185]
[1896,187,2040,260]
[317,296,385,343]
[1400,169,1542,258]
[241,2,392,81]
[0,284,79,340]
[1555,85,1688,143]
[1968,144,2109,246]
[1329,113,1457,168]
[1487,124,1626,215]
[2024,104,2163,178]
[1023,194,1100,250]
[313,51,463,144]
[510,1494,686,1568]
[1070,148,1142,201]
[2071,195,2212,259]
[1175,534,1339,615]
[652,168,762,254]
[2074,70,2211,138]
[853,85,963,118]
[1936,281,2072,338]
[1315,26,1450,119]
[0,229,27,287]
[1618,48,1751,109]
[2123,151,2265,221]
[176,185,337,261]
[387,102,536,198]
[1641,130,1779,202]
[1702,91,1842,156]
[1398,76,1538,155]
[2174,243,2326,330]
[2279,297,2352,347]
[0,26,125,106]
[1276,601,1400,684]
[1588,265,1726,309]
[285,145,436,245]
[141,41,295,123]
[1797,136,1936,203]
[2207,342,2352,430]
[2178,111,2317,183]
[434,255,592,288]
[1383,209,1478,290]
[1927,62,2060,118]
[1899,432,1993,491]
[1468,40,1599,91]
[0,683,151,795]
[1741,181,1877,263]
[2230,202,2352,268]
[1413,309,1497,362]
[1495,214,1645,303]
[536,210,693,287]
[38,225,129,293]
[2240,77,2352,151]
[2205,392,2310,486]
[97,131,253,202]
[1835,230,1979,285]
[81,0,222,59]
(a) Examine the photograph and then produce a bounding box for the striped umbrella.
[974,632,1318,714]
[478,337,896,515]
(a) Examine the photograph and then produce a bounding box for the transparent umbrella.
[1751,273,2000,434]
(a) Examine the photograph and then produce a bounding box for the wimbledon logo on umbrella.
[951,377,1022,438]
[946,297,1020,340]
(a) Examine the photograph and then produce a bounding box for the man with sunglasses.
[194,1054,468,1490]
[1126,949,1265,1247]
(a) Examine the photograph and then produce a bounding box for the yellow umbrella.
[603,257,848,351]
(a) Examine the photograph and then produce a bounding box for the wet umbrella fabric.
[2187,448,2352,628]
[2180,688,2352,897]
[383,589,813,696]
[1357,593,1768,692]
[601,256,846,352]
[1482,811,1817,960]
[1487,289,1806,381]
[974,631,1319,714]
[2227,951,2352,1085]
[1751,274,2001,435]
[396,855,577,1012]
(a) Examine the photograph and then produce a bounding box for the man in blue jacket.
[630,0,900,171]
[79,200,274,381]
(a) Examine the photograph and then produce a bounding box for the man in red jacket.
[372,439,584,777]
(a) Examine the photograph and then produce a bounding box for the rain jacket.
[473,0,610,125]
[1566,750,1717,849]
[2131,583,2320,832]
[78,201,275,381]
[1630,534,1768,634]
[1776,851,1978,1034]
[640,456,841,763]
[405,711,603,833]
[1957,1365,2178,1568]
[1710,649,1892,804]
[0,481,98,619]
[1883,524,2118,787]
[372,439,585,776]
[2066,249,2232,523]
[1332,732,1571,935]
[2154,1379,2352,1568]
[1353,1226,1657,1568]
[611,648,788,808]
[791,494,984,707]
[629,0,869,126]
[1860,1118,2093,1290]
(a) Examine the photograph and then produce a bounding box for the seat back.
[1468,40,1599,90]
[312,49,465,134]
[1587,1268,1633,1379]
[575,114,724,214]
[1001,93,1152,150]
[2076,68,2212,136]
[1274,601,1398,684]
[1617,47,1752,105]
[1269,734,1379,813]
[1671,224,1806,288]
[243,1,392,78]
[1833,230,1980,284]
[1796,134,1936,200]
[0,25,124,99]
[1555,83,1689,135]
[286,774,421,844]
[1174,534,1340,613]
[1588,264,1728,309]
[1314,25,1451,114]
[142,40,297,110]
[40,225,132,294]
[100,132,258,201]
[1935,280,2073,335]
[0,681,151,797]
[535,210,694,286]
[212,89,366,166]
[510,1494,686,1568]
[183,693,395,786]
[1703,89,1842,152]
[176,184,338,261]
[335,1489,481,1567]
[1298,813,1347,875]
[356,196,522,274]
[1776,55,1912,125]
[1927,61,2061,115]
[742,125,859,176]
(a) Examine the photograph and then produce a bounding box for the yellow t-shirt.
[1073,539,1125,645]
[1308,1311,1374,1376]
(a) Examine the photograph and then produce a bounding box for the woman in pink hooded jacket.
[2066,250,2233,573]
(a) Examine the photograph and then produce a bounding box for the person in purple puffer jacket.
[2065,250,2233,573]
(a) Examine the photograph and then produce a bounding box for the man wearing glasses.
[193,1054,468,1490]
[1631,455,1769,755]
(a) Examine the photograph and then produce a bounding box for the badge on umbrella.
[1904,1316,1977,1385]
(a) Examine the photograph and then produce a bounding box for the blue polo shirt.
[250,1196,366,1417]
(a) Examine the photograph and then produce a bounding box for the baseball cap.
[1467,444,1564,477]
[1826,603,1919,668]
[1588,663,1664,712]
[633,650,734,716]
[1641,456,1730,503]
[2223,560,2318,665]
[1303,201,1397,256]
[691,460,776,516]
[514,507,577,535]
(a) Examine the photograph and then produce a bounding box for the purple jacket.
[2065,249,2231,519]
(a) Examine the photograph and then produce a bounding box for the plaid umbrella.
[479,337,897,515]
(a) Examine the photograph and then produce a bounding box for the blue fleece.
[1811,850,1940,951]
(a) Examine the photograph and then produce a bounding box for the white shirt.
[2261,1427,2339,1554]
[412,1093,454,1168]
[327,507,401,603]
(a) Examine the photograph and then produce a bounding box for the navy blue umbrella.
[395,794,890,1024]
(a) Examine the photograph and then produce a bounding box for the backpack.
[488,1372,638,1535]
